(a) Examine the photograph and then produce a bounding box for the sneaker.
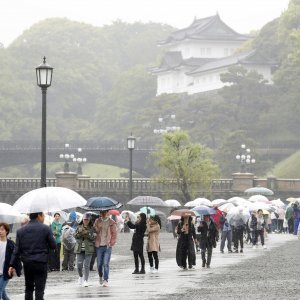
[102,280,108,287]
[188,266,195,270]
[78,276,83,286]
[263,245,267,249]
[228,250,233,253]
[253,245,257,249]
[206,264,210,268]
[150,267,154,273]
[83,280,89,287]
[99,277,103,285]
[152,269,158,273]
[220,250,224,253]
[234,249,238,253]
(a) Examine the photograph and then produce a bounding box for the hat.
[82,213,91,220]
[69,211,77,221]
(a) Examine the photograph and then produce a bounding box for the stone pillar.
[267,175,277,192]
[232,172,255,193]
[55,172,77,190]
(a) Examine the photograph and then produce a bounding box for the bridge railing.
[0,178,56,191]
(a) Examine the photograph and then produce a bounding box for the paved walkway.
[8,233,296,299]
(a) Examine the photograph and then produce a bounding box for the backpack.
[61,225,76,250]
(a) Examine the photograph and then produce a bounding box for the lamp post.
[59,144,74,172]
[236,144,256,173]
[36,57,53,187]
[73,148,87,175]
[153,114,181,134]
[127,134,136,200]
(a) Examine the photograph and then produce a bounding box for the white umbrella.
[13,187,87,213]
[121,210,137,222]
[227,206,250,226]
[248,195,270,203]
[227,197,248,206]
[127,196,166,207]
[164,199,181,207]
[0,203,23,224]
[246,202,272,212]
[219,202,235,212]
[211,199,227,206]
[271,199,285,208]
[185,198,212,207]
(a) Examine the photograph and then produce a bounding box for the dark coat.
[10,219,56,266]
[127,220,146,252]
[3,239,22,280]
[197,220,218,249]
[176,221,196,267]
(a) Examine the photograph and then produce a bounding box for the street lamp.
[127,134,136,200]
[153,114,181,134]
[73,148,87,175]
[59,144,74,172]
[236,144,256,173]
[36,57,53,187]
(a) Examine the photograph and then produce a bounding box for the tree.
[153,131,219,203]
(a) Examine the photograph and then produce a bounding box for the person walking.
[197,214,218,268]
[94,210,117,287]
[232,218,245,253]
[124,213,147,274]
[219,211,233,253]
[146,215,161,273]
[75,213,95,287]
[0,222,22,300]
[9,212,56,300]
[61,223,76,271]
[49,212,62,271]
[175,216,196,270]
[251,209,267,249]
[292,202,300,235]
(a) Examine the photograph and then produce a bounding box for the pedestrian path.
[10,234,295,300]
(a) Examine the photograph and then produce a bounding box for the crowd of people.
[2,200,300,299]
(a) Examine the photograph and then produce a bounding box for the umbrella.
[244,186,274,196]
[219,202,235,212]
[271,199,285,208]
[248,195,271,203]
[171,209,195,217]
[0,203,23,224]
[13,187,87,214]
[164,199,181,207]
[286,197,300,203]
[192,198,212,207]
[167,215,181,220]
[211,199,227,206]
[127,196,166,207]
[226,206,250,225]
[246,202,272,212]
[121,210,137,222]
[140,206,156,217]
[227,197,248,206]
[109,209,120,216]
[191,205,216,216]
[82,196,122,211]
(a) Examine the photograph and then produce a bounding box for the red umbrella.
[171,209,195,217]
[108,209,120,216]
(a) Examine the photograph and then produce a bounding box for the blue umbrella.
[140,206,156,217]
[192,205,215,216]
[82,196,122,211]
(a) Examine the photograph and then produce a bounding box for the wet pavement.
[7,232,298,299]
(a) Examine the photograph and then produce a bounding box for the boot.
[132,269,139,274]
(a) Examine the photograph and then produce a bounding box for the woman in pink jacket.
[146,215,161,273]
[93,210,117,287]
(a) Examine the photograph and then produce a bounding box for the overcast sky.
[0,0,290,47]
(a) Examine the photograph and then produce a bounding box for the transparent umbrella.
[127,196,166,207]
[0,203,23,224]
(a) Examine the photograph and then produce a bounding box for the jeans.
[201,245,213,266]
[220,230,232,251]
[293,218,300,234]
[23,261,48,300]
[96,246,112,281]
[77,252,92,281]
[0,275,10,300]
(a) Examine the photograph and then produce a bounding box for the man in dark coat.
[197,215,218,268]
[9,212,56,300]
[176,216,196,269]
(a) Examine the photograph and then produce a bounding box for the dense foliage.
[0,0,300,178]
